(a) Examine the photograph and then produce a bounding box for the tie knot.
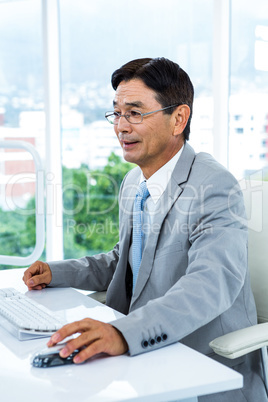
[138,180,150,201]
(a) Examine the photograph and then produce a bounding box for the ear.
[173,105,190,137]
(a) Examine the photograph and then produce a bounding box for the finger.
[47,319,92,347]
[59,332,103,363]
[59,324,128,363]
[59,328,100,357]
[23,262,42,282]
[23,270,34,284]
[47,330,65,347]
[26,275,44,289]
[27,284,44,291]
[25,269,51,290]
[71,329,127,364]
[23,268,39,288]
[73,339,104,364]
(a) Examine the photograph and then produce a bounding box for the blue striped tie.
[132,181,150,293]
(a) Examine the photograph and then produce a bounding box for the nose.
[117,115,132,133]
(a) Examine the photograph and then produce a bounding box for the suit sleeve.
[48,243,119,291]
[111,168,249,355]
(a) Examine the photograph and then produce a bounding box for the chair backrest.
[241,179,268,323]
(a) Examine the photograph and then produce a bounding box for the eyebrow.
[113,100,144,108]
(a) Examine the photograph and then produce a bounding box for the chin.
[122,152,137,164]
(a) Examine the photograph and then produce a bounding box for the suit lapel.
[130,143,196,307]
[106,169,140,313]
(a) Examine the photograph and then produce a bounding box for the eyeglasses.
[105,104,180,125]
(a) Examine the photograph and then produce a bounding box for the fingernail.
[51,333,60,343]
[73,355,81,364]
[28,280,34,286]
[60,348,68,357]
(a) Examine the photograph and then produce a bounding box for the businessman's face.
[113,79,187,178]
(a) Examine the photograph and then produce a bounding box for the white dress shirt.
[129,145,184,270]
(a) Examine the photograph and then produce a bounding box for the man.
[23,58,267,401]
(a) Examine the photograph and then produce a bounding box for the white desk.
[0,268,242,402]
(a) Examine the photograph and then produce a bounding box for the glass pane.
[59,0,213,257]
[229,0,268,179]
[0,0,44,269]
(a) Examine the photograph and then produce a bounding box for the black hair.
[111,57,194,140]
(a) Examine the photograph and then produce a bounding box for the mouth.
[121,140,139,149]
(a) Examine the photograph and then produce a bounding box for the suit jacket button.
[149,338,155,346]
[141,340,149,348]
[161,333,168,341]
[155,335,162,343]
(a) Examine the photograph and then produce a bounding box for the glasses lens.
[105,113,115,124]
[105,111,143,124]
[126,110,142,124]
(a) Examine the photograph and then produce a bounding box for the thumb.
[26,270,50,289]
[26,275,43,288]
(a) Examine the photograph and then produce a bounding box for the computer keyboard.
[0,287,65,341]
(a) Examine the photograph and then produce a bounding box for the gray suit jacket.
[50,143,256,357]
[50,143,268,400]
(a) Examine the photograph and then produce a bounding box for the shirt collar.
[140,145,184,204]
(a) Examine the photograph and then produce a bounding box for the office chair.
[209,179,268,393]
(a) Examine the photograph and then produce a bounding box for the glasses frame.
[105,104,180,125]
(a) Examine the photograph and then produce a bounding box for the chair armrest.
[209,323,268,359]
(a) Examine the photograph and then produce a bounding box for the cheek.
[114,127,120,141]
[140,123,155,144]
[143,138,161,157]
[146,128,164,146]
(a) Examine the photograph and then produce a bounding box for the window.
[59,0,213,258]
[3,1,265,266]
[229,0,268,179]
[0,0,44,268]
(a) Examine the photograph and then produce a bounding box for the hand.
[47,318,128,364]
[22,260,52,290]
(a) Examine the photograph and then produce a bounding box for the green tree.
[0,152,134,269]
[63,153,134,257]
[0,199,40,269]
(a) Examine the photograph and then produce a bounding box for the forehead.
[113,79,160,108]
